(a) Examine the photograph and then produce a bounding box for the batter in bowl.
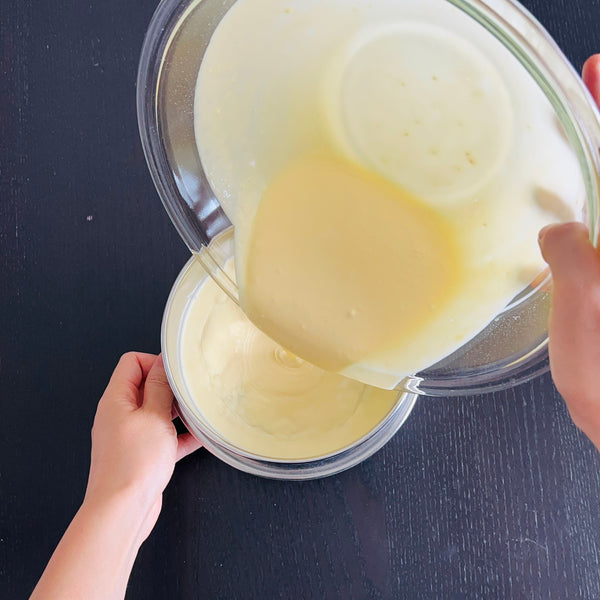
[179,260,399,459]
[195,0,583,389]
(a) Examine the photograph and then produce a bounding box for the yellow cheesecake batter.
[243,154,462,372]
[195,0,583,389]
[180,260,399,459]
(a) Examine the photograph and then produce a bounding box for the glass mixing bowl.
[162,232,419,479]
[137,0,600,478]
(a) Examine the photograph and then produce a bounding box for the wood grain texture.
[2,0,600,598]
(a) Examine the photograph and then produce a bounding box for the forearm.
[31,491,150,600]
[30,353,199,599]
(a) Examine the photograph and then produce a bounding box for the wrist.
[80,487,153,550]
[84,473,161,517]
[31,487,155,600]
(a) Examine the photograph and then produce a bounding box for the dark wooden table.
[3,1,600,598]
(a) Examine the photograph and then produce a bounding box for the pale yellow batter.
[243,154,463,372]
[180,260,399,459]
[195,0,583,389]
[182,0,584,459]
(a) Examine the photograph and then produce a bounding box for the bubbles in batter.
[330,23,513,200]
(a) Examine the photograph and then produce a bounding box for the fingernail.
[538,224,555,246]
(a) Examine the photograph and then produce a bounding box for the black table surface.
[3,1,600,598]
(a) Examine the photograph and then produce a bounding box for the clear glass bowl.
[162,235,419,480]
[138,0,600,478]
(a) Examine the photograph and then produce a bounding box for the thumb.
[143,355,175,417]
[538,222,597,288]
[539,222,600,435]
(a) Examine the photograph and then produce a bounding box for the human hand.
[538,54,600,449]
[31,353,202,600]
[84,352,202,541]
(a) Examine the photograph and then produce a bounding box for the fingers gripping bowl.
[138,0,600,479]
